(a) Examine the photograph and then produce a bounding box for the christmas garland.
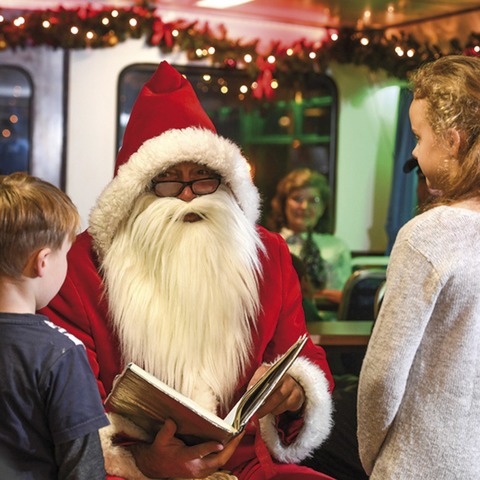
[1,4,479,99]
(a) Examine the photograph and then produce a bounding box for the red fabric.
[40,226,334,479]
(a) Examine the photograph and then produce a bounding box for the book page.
[223,334,308,430]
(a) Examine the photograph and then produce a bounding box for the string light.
[13,16,25,27]
[0,5,477,100]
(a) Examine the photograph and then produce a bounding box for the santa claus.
[42,61,334,480]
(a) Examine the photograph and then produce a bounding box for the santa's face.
[151,161,221,222]
[101,180,264,412]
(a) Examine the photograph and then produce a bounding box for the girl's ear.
[447,128,462,158]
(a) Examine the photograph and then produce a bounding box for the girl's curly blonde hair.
[410,55,480,205]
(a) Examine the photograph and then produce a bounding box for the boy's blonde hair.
[0,172,80,278]
[410,55,480,204]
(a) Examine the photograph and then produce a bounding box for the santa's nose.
[177,184,197,202]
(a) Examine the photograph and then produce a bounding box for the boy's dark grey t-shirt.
[0,313,109,479]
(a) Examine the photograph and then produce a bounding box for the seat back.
[337,269,387,320]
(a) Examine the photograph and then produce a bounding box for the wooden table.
[307,321,374,346]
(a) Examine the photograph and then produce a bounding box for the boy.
[0,172,108,479]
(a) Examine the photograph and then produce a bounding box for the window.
[117,64,338,228]
[0,66,32,175]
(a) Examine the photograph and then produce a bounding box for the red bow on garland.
[253,55,276,100]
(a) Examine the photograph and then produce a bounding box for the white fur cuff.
[259,356,333,463]
[100,413,153,480]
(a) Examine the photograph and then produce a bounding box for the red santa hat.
[114,61,216,174]
[89,61,261,256]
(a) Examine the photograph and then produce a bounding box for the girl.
[357,55,480,478]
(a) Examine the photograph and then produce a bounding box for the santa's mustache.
[141,185,239,224]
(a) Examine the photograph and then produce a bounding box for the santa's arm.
[258,233,334,462]
[259,356,333,463]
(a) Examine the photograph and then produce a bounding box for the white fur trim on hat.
[258,356,333,463]
[89,127,261,258]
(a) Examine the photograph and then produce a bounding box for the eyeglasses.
[289,195,322,206]
[152,177,221,198]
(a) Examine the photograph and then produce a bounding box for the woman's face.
[285,186,325,234]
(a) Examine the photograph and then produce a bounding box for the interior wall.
[331,64,402,253]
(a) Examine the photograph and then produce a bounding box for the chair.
[337,269,387,320]
[351,255,389,271]
[373,280,386,319]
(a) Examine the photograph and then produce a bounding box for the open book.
[104,334,308,446]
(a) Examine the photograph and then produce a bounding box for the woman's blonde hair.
[268,168,332,233]
[410,55,480,204]
[0,172,80,277]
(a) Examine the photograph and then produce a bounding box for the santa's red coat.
[41,226,334,480]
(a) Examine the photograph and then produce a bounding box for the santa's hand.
[131,418,244,478]
[248,365,305,419]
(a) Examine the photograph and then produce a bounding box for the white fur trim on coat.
[89,127,260,258]
[100,413,153,480]
[259,356,333,463]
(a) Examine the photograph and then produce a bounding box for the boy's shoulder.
[0,312,84,349]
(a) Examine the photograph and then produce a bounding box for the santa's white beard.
[101,187,264,411]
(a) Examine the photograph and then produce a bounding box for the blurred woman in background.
[269,168,352,305]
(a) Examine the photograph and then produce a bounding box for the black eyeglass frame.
[151,176,221,198]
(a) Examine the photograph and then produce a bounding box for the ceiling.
[2,0,480,32]
[145,0,480,30]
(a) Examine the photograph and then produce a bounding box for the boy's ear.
[447,128,462,157]
[25,247,52,278]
